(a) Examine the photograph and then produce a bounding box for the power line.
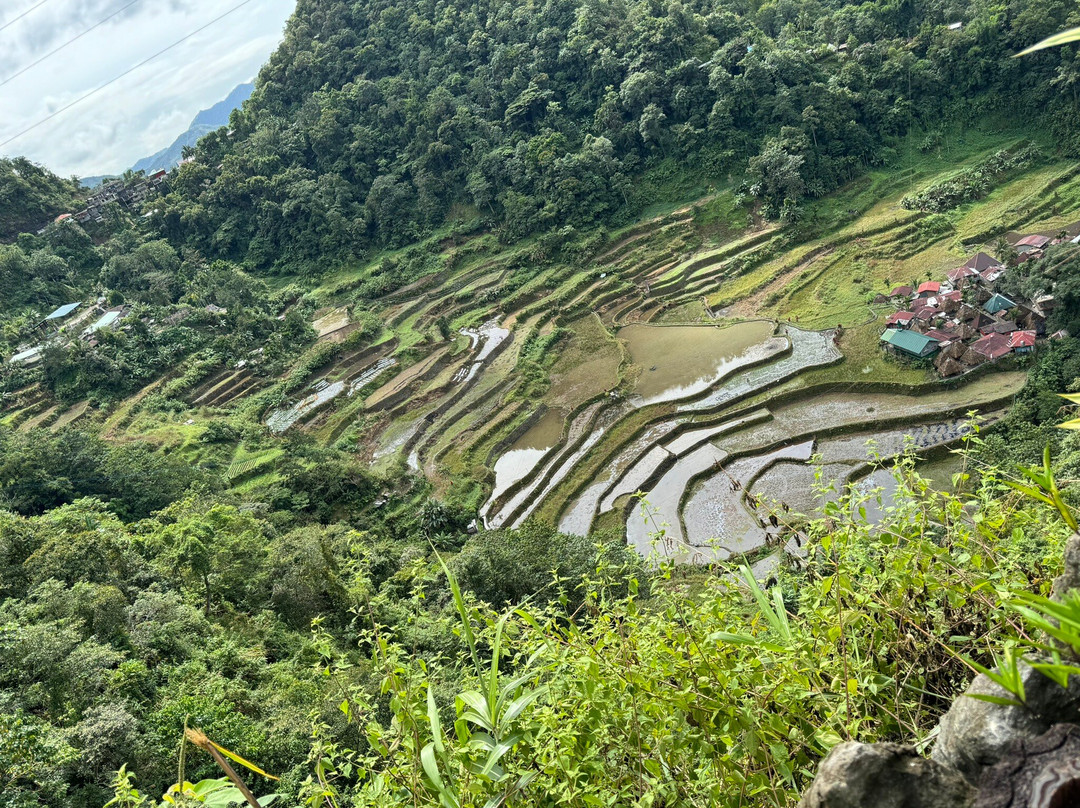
[0,0,258,152]
[0,0,144,90]
[0,0,52,35]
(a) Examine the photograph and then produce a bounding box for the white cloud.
[0,0,296,176]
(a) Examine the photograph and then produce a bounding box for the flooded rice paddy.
[489,409,565,504]
[620,321,779,404]
[266,357,397,434]
[477,312,1021,569]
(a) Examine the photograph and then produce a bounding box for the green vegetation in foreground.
[5,421,1080,808]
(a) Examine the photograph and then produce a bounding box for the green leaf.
[966,693,1026,707]
[435,550,481,678]
[708,631,786,653]
[205,741,279,782]
[1016,25,1080,56]
[1028,661,1080,690]
[502,686,547,725]
[420,743,447,797]
[459,691,494,732]
[427,685,445,755]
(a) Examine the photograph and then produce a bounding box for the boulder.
[1052,534,1080,600]
[975,723,1080,808]
[932,664,1080,785]
[798,741,975,808]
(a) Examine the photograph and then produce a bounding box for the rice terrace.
[6,128,1072,572]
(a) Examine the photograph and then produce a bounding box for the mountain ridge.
[79,82,254,186]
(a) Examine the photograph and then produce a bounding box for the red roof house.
[1015,234,1051,249]
[947,266,979,285]
[971,333,1013,360]
[1009,330,1036,352]
[886,311,915,327]
[912,305,941,321]
[916,281,942,297]
[925,328,957,343]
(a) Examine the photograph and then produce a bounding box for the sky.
[0,0,296,178]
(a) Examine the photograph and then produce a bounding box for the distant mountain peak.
[82,83,255,186]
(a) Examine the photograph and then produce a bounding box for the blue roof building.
[44,302,81,321]
[880,328,941,357]
[983,294,1015,315]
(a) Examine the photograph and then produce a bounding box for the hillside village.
[35,169,169,234]
[3,297,230,369]
[879,230,1071,376]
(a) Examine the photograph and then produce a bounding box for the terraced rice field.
[12,136,1067,566]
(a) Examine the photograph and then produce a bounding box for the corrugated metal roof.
[44,302,79,319]
[880,328,940,355]
[87,310,122,333]
[9,345,43,364]
[984,294,1015,314]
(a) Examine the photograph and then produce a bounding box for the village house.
[964,252,1004,271]
[35,302,81,333]
[970,333,1012,361]
[889,284,913,299]
[1014,234,1051,254]
[886,311,915,328]
[983,293,1015,315]
[82,307,128,339]
[934,341,968,377]
[946,266,979,287]
[915,280,944,298]
[880,328,940,358]
[911,304,943,325]
[7,345,44,365]
[1009,330,1037,354]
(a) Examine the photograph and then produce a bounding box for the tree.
[748,138,806,218]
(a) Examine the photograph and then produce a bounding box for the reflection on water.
[489,409,564,503]
[620,321,776,405]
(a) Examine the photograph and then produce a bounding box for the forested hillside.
[6,1,1080,807]
[0,159,82,241]
[154,0,1080,272]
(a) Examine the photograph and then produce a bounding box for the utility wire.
[0,0,51,35]
[0,0,144,90]
[0,0,258,151]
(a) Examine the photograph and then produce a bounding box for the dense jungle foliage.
[0,159,82,243]
[151,0,1080,274]
[2,413,1079,808]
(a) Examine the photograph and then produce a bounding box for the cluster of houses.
[73,170,168,225]
[5,299,233,367]
[6,300,131,366]
[38,170,170,233]
[879,248,1060,377]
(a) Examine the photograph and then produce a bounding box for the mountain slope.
[131,82,254,175]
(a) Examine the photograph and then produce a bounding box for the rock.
[975,723,1080,808]
[932,664,1080,785]
[799,741,975,808]
[1052,534,1080,599]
